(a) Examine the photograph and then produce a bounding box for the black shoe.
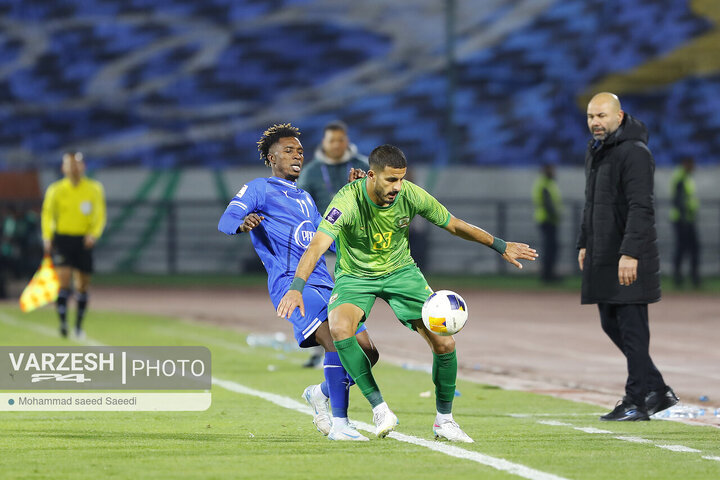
[645,386,679,416]
[59,322,68,338]
[600,398,649,421]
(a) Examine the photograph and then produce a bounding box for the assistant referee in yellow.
[41,152,106,338]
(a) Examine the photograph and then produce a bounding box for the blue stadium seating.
[0,0,716,169]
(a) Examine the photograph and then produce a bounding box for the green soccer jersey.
[318,177,451,278]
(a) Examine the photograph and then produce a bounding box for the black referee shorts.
[52,234,94,273]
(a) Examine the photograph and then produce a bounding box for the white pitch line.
[509,413,604,418]
[614,436,652,444]
[0,311,105,346]
[656,444,701,453]
[213,377,572,480]
[0,311,62,337]
[702,456,720,462]
[512,412,720,429]
[574,427,612,434]
[535,419,711,458]
[537,420,572,427]
[385,429,569,480]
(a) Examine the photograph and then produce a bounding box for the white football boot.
[433,419,474,443]
[372,402,399,438]
[328,421,369,441]
[302,384,332,435]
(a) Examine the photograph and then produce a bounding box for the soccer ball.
[421,290,468,336]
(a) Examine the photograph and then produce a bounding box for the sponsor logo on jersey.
[395,216,410,228]
[325,207,343,225]
[328,293,339,305]
[293,220,315,248]
[236,184,248,198]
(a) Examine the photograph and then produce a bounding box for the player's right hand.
[277,290,304,319]
[239,213,264,233]
[348,168,366,182]
[578,248,586,271]
[502,242,538,269]
[83,234,97,249]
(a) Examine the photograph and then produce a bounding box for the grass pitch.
[0,305,719,480]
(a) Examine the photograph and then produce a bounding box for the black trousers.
[673,221,700,286]
[598,303,666,405]
[538,222,558,282]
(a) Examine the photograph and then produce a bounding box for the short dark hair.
[368,144,407,171]
[323,120,348,134]
[257,123,300,167]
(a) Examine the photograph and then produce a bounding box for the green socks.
[334,338,458,413]
[334,336,383,407]
[433,351,457,414]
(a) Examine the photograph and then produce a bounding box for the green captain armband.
[491,237,507,254]
[289,277,306,292]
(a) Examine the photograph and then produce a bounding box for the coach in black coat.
[578,107,660,303]
[577,93,677,421]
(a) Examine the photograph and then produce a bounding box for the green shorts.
[328,265,433,331]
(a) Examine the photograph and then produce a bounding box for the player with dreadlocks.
[219,123,378,441]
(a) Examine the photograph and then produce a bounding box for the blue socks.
[323,351,350,418]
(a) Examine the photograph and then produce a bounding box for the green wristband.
[289,277,306,292]
[491,237,507,254]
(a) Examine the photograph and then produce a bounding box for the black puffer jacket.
[577,113,661,304]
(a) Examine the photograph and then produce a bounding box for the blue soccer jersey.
[218,176,334,304]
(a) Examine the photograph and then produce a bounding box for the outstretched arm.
[444,216,538,269]
[276,230,334,318]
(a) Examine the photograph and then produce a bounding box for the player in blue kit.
[218,123,378,441]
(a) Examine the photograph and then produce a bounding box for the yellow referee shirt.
[41,177,107,240]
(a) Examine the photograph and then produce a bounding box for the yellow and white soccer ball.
[421,290,468,336]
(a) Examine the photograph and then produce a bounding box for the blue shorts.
[288,285,366,348]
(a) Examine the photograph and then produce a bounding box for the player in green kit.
[278,144,537,442]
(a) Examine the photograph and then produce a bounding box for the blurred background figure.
[1,205,21,287]
[0,205,17,299]
[532,164,562,283]
[298,120,368,215]
[16,207,42,278]
[42,152,106,338]
[0,204,42,299]
[298,121,368,368]
[670,157,701,288]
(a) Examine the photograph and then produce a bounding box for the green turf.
[1,305,719,480]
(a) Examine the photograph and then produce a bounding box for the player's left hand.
[618,255,638,286]
[277,290,304,319]
[348,168,366,182]
[239,213,264,233]
[502,242,538,269]
[83,235,96,249]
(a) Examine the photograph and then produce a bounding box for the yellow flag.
[19,257,60,313]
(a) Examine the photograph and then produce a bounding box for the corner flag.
[19,256,60,312]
